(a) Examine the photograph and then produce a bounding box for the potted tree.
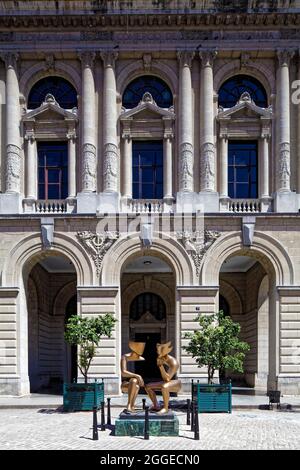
[63,313,116,412]
[184,311,250,413]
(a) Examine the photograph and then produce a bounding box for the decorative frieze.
[177,230,221,276]
[103,143,119,192]
[77,231,119,276]
[82,143,97,192]
[6,144,21,193]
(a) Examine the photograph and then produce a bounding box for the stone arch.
[214,59,275,99]
[2,232,95,287]
[53,281,77,317]
[117,61,178,99]
[219,279,243,315]
[20,61,81,102]
[200,231,294,287]
[101,233,196,286]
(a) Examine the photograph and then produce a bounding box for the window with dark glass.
[218,75,268,108]
[123,76,173,109]
[38,141,68,200]
[228,141,258,199]
[130,293,166,322]
[28,77,78,109]
[132,141,163,199]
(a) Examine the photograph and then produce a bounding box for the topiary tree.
[184,311,250,384]
[65,314,116,384]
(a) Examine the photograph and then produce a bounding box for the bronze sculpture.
[120,341,145,413]
[145,341,181,414]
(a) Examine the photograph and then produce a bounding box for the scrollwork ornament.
[180,142,194,191]
[77,231,119,276]
[104,143,118,192]
[176,230,221,275]
[201,142,215,191]
[82,143,96,191]
[279,142,291,190]
[6,144,21,192]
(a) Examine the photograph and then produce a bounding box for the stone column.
[101,52,119,193]
[3,53,21,194]
[199,50,217,193]
[277,50,293,192]
[275,50,297,212]
[25,134,37,200]
[79,52,96,192]
[219,135,228,199]
[67,131,77,199]
[260,134,270,199]
[177,51,194,193]
[163,135,173,200]
[122,134,132,199]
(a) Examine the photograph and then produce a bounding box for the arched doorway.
[219,254,270,389]
[121,254,176,383]
[27,253,77,393]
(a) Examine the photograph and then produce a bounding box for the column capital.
[0,51,19,69]
[24,132,35,143]
[177,50,195,68]
[66,131,77,142]
[78,50,96,68]
[199,49,218,67]
[100,51,118,69]
[277,49,295,67]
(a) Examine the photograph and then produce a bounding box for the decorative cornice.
[0,12,300,30]
[176,230,221,276]
[77,231,119,277]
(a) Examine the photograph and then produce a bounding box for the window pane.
[38,185,45,199]
[28,77,78,109]
[37,141,68,200]
[228,141,258,199]
[132,141,163,199]
[47,169,60,183]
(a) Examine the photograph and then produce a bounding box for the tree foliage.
[184,311,250,383]
[65,314,116,383]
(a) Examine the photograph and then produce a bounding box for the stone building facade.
[0,0,300,396]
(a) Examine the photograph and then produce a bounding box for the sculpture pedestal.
[115,409,179,437]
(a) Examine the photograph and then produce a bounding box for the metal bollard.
[191,378,194,401]
[142,398,146,410]
[194,402,199,441]
[191,400,195,432]
[107,398,111,426]
[92,406,99,441]
[186,399,191,426]
[100,401,105,431]
[144,406,150,440]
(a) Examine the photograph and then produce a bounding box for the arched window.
[130,293,166,321]
[28,77,78,109]
[123,75,173,109]
[218,75,268,108]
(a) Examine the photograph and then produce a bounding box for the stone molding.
[77,231,119,276]
[176,230,221,276]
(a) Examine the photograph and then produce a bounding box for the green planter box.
[63,381,104,412]
[192,382,232,413]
